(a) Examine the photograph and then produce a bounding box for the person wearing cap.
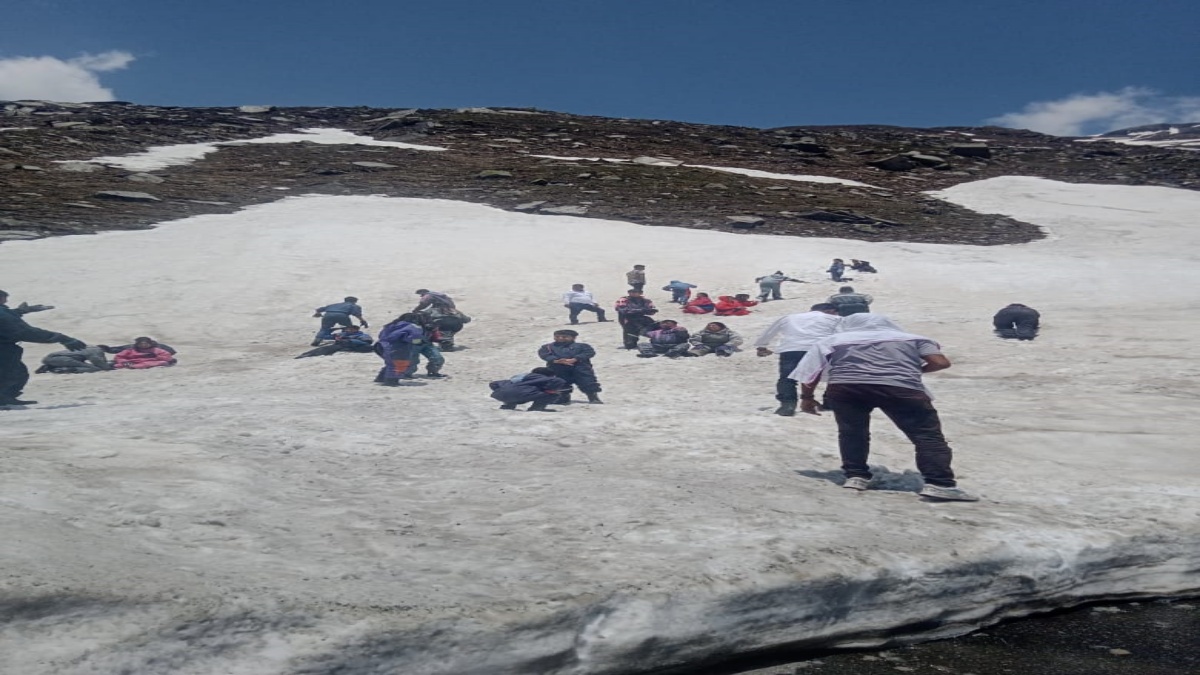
[827,286,873,317]
[537,329,603,404]
[312,296,367,346]
[0,289,87,407]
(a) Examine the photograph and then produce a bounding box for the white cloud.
[988,88,1200,136]
[0,51,135,102]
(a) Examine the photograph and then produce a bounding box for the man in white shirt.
[754,303,841,416]
[562,284,609,325]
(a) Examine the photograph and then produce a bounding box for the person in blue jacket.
[489,367,569,412]
[312,296,368,346]
[662,280,697,304]
[400,313,447,379]
[373,315,424,386]
[295,325,374,359]
[537,329,603,404]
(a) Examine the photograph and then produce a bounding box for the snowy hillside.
[1,176,1199,674]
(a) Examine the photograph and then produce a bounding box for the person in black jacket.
[0,290,87,406]
[993,304,1040,340]
[489,367,569,412]
[537,329,603,404]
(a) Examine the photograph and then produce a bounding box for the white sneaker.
[842,477,870,491]
[919,484,979,502]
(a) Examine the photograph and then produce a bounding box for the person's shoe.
[586,393,604,404]
[310,338,323,347]
[570,321,580,325]
[425,372,447,379]
[378,379,401,387]
[636,353,657,358]
[919,484,979,502]
[527,402,558,412]
[499,403,519,410]
[598,318,611,322]
[842,477,871,491]
[774,401,797,417]
[0,398,37,406]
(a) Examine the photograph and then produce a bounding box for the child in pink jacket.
[112,337,177,369]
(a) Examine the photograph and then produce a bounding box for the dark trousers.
[0,343,29,400]
[629,282,645,292]
[775,351,806,401]
[546,362,601,395]
[619,315,656,349]
[758,283,783,301]
[995,321,1039,340]
[317,312,353,339]
[568,303,607,324]
[822,383,957,488]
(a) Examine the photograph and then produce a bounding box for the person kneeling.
[489,367,569,412]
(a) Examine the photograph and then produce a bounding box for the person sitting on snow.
[687,321,743,357]
[715,294,757,316]
[103,338,177,355]
[682,292,716,314]
[993,303,1040,340]
[850,259,877,273]
[295,325,374,359]
[490,367,570,412]
[637,319,691,358]
[112,337,177,369]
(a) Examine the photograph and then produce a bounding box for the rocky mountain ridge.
[3,101,1198,246]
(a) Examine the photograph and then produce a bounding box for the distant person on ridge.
[0,289,88,407]
[792,313,977,501]
[562,283,609,325]
[312,296,367,346]
[827,286,873,316]
[993,303,1040,341]
[537,329,603,404]
[614,288,658,350]
[625,265,647,292]
[754,303,841,416]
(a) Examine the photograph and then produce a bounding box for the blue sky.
[2,0,1197,135]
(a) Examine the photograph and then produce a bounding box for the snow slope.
[1,177,1198,674]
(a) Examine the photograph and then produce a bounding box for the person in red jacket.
[112,337,177,369]
[681,292,716,314]
[715,294,758,316]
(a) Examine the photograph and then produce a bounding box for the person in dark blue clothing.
[399,313,447,378]
[537,329,603,404]
[828,259,847,282]
[373,315,424,386]
[295,326,374,359]
[490,367,569,412]
[312,296,368,346]
[0,289,87,407]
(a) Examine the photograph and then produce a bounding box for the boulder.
[632,156,684,167]
[726,215,765,229]
[0,230,41,240]
[56,161,105,173]
[127,173,166,184]
[867,155,918,171]
[93,191,162,202]
[541,205,589,215]
[476,170,513,179]
[237,105,274,114]
[949,144,991,159]
[513,201,547,212]
[905,152,948,168]
[776,140,828,153]
[352,161,397,169]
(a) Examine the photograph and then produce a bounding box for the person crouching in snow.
[373,315,424,386]
[682,292,715,314]
[715,294,757,317]
[37,345,112,373]
[687,321,743,357]
[490,367,569,412]
[537,329,603,404]
[637,319,691,358]
[295,325,374,359]
[112,337,177,369]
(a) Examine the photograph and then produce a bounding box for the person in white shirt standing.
[754,303,841,416]
[562,284,610,325]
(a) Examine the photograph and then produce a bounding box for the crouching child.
[490,367,569,412]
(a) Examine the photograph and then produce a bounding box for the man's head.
[774,270,784,275]
[658,319,678,328]
[633,265,645,270]
[838,286,854,293]
[834,258,844,262]
[398,312,423,323]
[627,289,643,297]
[134,337,156,350]
[705,321,727,331]
[344,296,359,303]
[531,367,557,377]
[734,293,751,301]
[810,303,839,314]
[344,325,361,332]
[572,284,585,291]
[553,329,578,343]
[415,289,430,295]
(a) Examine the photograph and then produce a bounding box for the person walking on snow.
[662,280,697,304]
[626,265,647,292]
[791,313,977,501]
[827,286,873,316]
[754,303,841,416]
[562,284,609,325]
[373,315,424,387]
[490,367,570,412]
[537,329,603,404]
[313,296,367,346]
[614,289,658,350]
[399,313,447,378]
[0,289,87,407]
[756,271,803,302]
